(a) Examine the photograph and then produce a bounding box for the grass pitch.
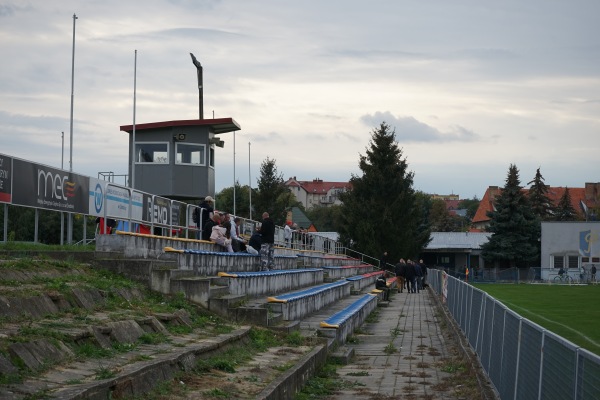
[473,284,600,355]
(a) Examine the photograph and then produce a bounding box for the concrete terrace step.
[318,293,379,346]
[297,252,364,267]
[322,264,375,280]
[217,268,324,297]
[345,270,385,291]
[164,247,298,273]
[266,280,352,321]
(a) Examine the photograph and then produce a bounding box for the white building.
[541,221,600,280]
[284,177,351,210]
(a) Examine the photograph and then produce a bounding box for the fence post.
[34,208,39,243]
[537,331,545,400]
[513,318,523,400]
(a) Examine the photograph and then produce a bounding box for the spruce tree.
[338,122,430,260]
[481,164,540,267]
[527,167,553,220]
[554,187,578,221]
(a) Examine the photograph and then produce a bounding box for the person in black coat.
[375,272,391,301]
[257,212,275,270]
[405,261,417,293]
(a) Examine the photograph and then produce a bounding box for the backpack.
[192,208,199,224]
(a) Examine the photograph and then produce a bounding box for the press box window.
[176,143,205,165]
[135,143,169,164]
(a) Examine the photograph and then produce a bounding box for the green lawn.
[473,284,600,356]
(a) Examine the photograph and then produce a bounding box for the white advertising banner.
[131,190,144,222]
[106,184,130,219]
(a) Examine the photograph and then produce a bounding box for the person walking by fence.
[592,264,597,283]
[394,259,406,293]
[405,260,416,293]
[414,260,423,291]
[284,221,293,248]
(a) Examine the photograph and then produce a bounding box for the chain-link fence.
[428,269,600,400]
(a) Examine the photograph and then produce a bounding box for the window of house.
[440,256,450,264]
[135,142,168,164]
[568,255,579,269]
[592,257,600,263]
[209,147,215,168]
[552,255,564,269]
[175,143,205,165]
[582,257,590,263]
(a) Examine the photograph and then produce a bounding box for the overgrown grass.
[0,242,95,252]
[474,284,600,354]
[295,361,364,399]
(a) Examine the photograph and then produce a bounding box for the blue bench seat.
[267,280,348,303]
[320,293,376,329]
[218,269,321,278]
[345,271,384,281]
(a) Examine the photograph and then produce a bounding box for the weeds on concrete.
[365,309,380,323]
[383,343,397,354]
[295,362,364,400]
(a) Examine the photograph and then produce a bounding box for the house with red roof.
[284,177,351,210]
[472,183,600,231]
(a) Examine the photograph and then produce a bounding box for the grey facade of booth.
[121,118,240,201]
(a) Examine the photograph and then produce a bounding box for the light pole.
[61,131,64,169]
[131,49,137,189]
[68,13,77,244]
[248,141,252,221]
[233,131,236,215]
[189,53,203,119]
[69,13,77,173]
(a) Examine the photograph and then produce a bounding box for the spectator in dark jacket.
[202,213,221,241]
[375,272,391,301]
[414,260,423,292]
[247,228,262,256]
[257,212,275,270]
[405,261,417,293]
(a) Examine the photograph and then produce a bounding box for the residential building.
[284,177,351,210]
[472,183,600,231]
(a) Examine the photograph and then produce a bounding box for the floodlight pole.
[131,49,137,189]
[233,131,236,215]
[248,141,252,221]
[68,13,77,244]
[189,53,203,120]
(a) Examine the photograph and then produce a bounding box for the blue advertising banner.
[11,159,89,214]
[0,154,12,204]
[580,230,592,257]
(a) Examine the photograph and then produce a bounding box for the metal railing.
[427,269,600,399]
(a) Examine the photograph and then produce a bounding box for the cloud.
[250,131,285,143]
[360,111,478,143]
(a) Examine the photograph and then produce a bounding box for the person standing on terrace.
[258,212,275,270]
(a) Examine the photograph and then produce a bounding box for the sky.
[1,0,599,201]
